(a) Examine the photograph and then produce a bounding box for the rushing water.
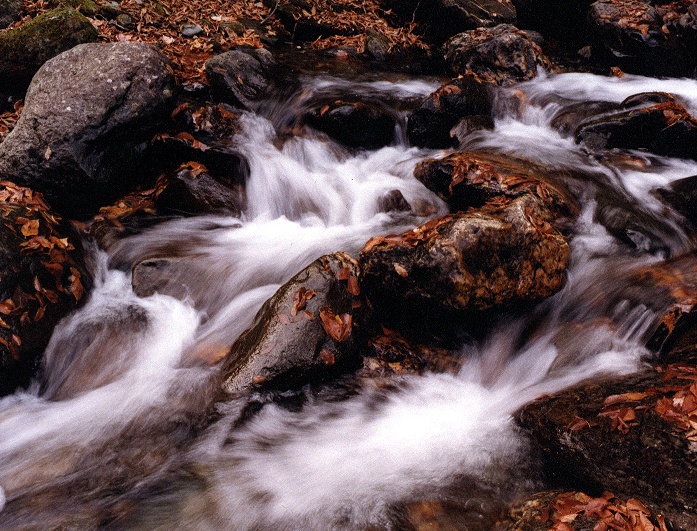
[2,71,697,529]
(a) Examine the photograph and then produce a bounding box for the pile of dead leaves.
[567,362,697,442]
[543,491,668,531]
[0,180,85,357]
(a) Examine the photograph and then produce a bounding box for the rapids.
[2,71,697,529]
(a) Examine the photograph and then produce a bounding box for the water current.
[2,70,697,529]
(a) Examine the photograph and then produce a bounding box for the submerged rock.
[0,181,91,396]
[359,194,570,330]
[443,24,553,85]
[516,366,697,530]
[303,99,397,149]
[0,42,175,218]
[407,76,493,149]
[656,174,697,227]
[219,252,364,395]
[0,7,98,92]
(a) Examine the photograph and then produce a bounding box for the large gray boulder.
[0,7,98,92]
[0,42,175,218]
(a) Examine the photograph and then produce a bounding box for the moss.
[0,7,98,90]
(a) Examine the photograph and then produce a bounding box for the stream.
[1,70,697,529]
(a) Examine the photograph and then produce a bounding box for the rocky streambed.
[1,1,697,529]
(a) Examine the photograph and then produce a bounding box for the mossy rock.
[0,7,98,92]
[58,0,121,19]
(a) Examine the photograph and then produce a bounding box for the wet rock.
[587,0,691,77]
[576,101,697,160]
[0,7,98,92]
[0,181,91,396]
[359,327,463,377]
[377,189,411,214]
[206,47,292,110]
[0,42,175,218]
[365,30,391,61]
[414,151,579,218]
[219,252,364,395]
[498,490,671,530]
[407,76,493,149]
[0,0,20,29]
[443,24,553,86]
[550,100,624,137]
[359,194,570,334]
[516,366,697,530]
[656,174,697,227]
[303,99,397,150]
[131,257,193,299]
[155,168,244,216]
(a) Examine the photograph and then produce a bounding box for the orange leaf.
[20,219,39,237]
[320,307,352,342]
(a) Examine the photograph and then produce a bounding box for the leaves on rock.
[291,287,316,316]
[319,306,352,342]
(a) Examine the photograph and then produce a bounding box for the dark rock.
[262,0,352,41]
[407,75,493,149]
[132,257,190,299]
[365,29,391,61]
[58,0,122,19]
[587,0,689,77]
[360,328,462,377]
[511,0,594,40]
[0,0,20,29]
[377,189,411,214]
[303,99,397,149]
[443,24,553,85]
[576,101,697,160]
[498,490,671,530]
[381,0,517,44]
[206,47,292,109]
[551,100,623,137]
[414,151,579,218]
[0,7,98,92]
[0,181,91,396]
[0,42,175,218]
[656,174,697,227]
[359,194,570,327]
[219,252,365,395]
[516,367,697,530]
[114,13,132,28]
[155,168,245,216]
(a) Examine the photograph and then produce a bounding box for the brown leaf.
[291,287,316,316]
[320,307,352,342]
[336,267,350,281]
[347,274,360,296]
[320,348,335,365]
[20,219,39,237]
[604,392,650,406]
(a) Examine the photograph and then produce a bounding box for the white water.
[2,72,697,529]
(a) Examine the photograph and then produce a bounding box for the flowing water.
[2,70,697,529]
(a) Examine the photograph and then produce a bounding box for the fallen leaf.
[320,307,352,342]
[20,219,39,237]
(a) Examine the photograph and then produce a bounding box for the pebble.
[182,24,203,38]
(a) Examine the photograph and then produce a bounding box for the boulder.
[206,47,293,110]
[407,76,493,149]
[0,42,175,218]
[414,151,579,218]
[575,101,697,160]
[498,490,671,530]
[219,252,364,396]
[443,24,553,85]
[0,0,20,29]
[587,0,692,77]
[381,0,517,44]
[155,168,245,217]
[303,99,397,150]
[0,181,91,396]
[516,365,697,530]
[0,7,98,92]
[656,174,697,227]
[359,194,570,330]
